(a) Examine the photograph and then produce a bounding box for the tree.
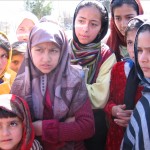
[25,0,52,19]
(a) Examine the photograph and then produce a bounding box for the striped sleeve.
[30,139,43,150]
[121,96,150,150]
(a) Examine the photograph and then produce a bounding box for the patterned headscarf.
[0,94,34,150]
[11,22,88,121]
[0,32,12,79]
[107,0,143,61]
[70,0,109,84]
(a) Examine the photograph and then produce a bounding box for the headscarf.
[0,94,34,150]
[0,32,12,79]
[11,22,88,121]
[9,11,39,43]
[107,0,143,61]
[70,0,109,84]
[134,21,150,86]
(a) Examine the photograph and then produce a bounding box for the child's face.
[137,30,150,78]
[113,4,137,36]
[31,42,60,74]
[10,54,24,73]
[126,29,137,60]
[16,19,35,42]
[0,48,8,75]
[0,117,23,150]
[75,6,101,44]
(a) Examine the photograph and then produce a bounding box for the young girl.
[0,94,43,150]
[107,0,143,61]
[0,32,16,94]
[121,20,150,150]
[104,15,148,150]
[10,41,27,73]
[11,22,94,150]
[10,11,38,42]
[70,1,116,149]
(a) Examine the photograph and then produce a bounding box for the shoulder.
[100,43,116,62]
[101,43,113,55]
[112,61,125,71]
[30,139,43,150]
[11,72,25,94]
[5,69,16,81]
[111,61,126,78]
[70,65,84,80]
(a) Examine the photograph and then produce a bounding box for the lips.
[141,67,150,72]
[80,34,89,38]
[41,64,51,69]
[1,139,12,142]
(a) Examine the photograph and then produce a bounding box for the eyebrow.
[78,16,100,23]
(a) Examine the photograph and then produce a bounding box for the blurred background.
[0,0,149,41]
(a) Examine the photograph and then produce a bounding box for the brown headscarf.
[107,0,143,61]
[11,22,88,121]
[0,94,34,150]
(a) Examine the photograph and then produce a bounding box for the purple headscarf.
[11,22,88,121]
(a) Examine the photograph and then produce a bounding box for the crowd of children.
[0,0,150,149]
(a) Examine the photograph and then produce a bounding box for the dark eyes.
[10,121,18,127]
[0,53,8,59]
[12,60,19,65]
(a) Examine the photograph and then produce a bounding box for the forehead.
[126,29,137,39]
[138,30,150,44]
[113,4,137,16]
[0,47,7,53]
[33,42,59,48]
[0,117,21,123]
[77,6,101,20]
[19,18,35,27]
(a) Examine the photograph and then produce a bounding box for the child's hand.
[65,117,75,123]
[112,104,126,117]
[33,120,42,136]
[114,109,133,127]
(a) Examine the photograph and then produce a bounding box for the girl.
[121,20,150,150]
[0,32,16,94]
[10,41,27,73]
[10,11,38,42]
[0,94,42,150]
[104,15,148,150]
[11,22,94,150]
[70,1,116,149]
[107,0,143,61]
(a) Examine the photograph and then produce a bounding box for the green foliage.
[25,0,52,19]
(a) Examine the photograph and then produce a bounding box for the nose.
[22,33,29,42]
[1,127,10,136]
[42,52,51,62]
[82,23,89,32]
[121,19,128,29]
[139,51,148,63]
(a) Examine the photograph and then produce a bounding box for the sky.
[0,0,150,22]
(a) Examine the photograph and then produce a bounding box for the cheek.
[31,53,39,67]
[114,20,120,29]
[2,60,8,69]
[75,26,80,37]
[14,126,23,142]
